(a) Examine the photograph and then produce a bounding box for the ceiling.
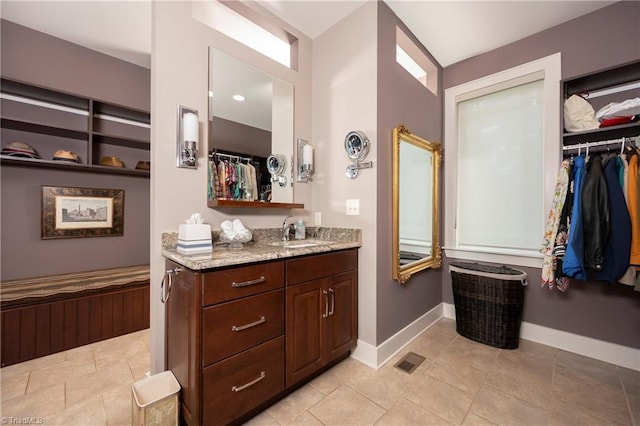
[0,0,616,69]
[0,0,616,130]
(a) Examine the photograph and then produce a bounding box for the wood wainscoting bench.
[1,265,150,367]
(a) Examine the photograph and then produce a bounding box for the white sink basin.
[282,243,319,248]
[268,239,331,249]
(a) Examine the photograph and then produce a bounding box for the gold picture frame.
[41,186,124,239]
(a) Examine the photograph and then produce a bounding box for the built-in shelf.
[562,122,640,145]
[1,77,150,177]
[207,199,304,209]
[562,59,640,148]
[1,155,150,178]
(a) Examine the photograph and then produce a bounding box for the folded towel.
[219,219,252,243]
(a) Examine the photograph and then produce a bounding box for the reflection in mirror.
[207,47,294,204]
[393,124,442,284]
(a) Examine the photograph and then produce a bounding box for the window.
[396,26,437,95]
[193,1,295,69]
[444,53,561,267]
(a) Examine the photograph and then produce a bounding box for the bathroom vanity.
[162,231,359,425]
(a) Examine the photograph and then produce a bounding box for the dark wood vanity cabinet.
[165,248,358,425]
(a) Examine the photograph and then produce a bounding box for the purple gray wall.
[1,20,151,280]
[443,1,640,349]
[209,116,271,158]
[1,20,150,111]
[376,2,444,344]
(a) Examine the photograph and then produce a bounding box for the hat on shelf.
[52,150,80,163]
[1,141,41,159]
[135,160,150,171]
[100,156,125,168]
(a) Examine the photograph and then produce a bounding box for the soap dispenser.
[295,219,306,240]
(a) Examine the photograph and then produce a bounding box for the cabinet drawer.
[202,261,284,305]
[286,249,357,286]
[203,289,284,366]
[203,336,284,426]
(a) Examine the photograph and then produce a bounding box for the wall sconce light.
[296,138,314,183]
[176,105,199,169]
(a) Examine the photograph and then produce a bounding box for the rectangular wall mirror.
[392,124,442,284]
[207,47,295,206]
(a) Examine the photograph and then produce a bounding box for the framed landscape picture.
[41,186,124,239]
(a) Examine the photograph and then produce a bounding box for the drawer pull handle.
[160,267,183,303]
[232,371,266,392]
[322,290,329,318]
[231,276,266,288]
[232,316,266,332]
[329,288,335,316]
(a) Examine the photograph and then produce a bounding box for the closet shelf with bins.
[562,59,640,147]
[0,78,150,177]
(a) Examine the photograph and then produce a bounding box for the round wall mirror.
[345,130,370,161]
[267,154,285,175]
[267,154,287,187]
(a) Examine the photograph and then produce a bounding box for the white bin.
[131,371,180,426]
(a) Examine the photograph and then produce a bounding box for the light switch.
[346,199,360,216]
[314,212,322,226]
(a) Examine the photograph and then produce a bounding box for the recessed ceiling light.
[232,94,246,102]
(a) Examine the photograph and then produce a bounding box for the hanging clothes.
[628,149,640,265]
[217,160,228,199]
[210,155,260,201]
[541,160,570,289]
[592,157,632,282]
[581,154,610,272]
[563,155,587,280]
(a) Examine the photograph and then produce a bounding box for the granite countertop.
[161,227,361,271]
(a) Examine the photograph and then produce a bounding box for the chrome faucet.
[282,215,295,241]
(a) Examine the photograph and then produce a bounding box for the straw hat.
[100,156,125,167]
[1,141,40,159]
[52,150,79,163]
[135,160,150,171]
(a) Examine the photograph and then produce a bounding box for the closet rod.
[209,151,253,162]
[562,136,632,152]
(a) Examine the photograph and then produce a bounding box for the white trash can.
[132,370,181,426]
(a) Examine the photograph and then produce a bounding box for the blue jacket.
[563,155,587,279]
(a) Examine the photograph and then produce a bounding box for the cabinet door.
[285,279,324,387]
[325,271,358,363]
[164,262,201,425]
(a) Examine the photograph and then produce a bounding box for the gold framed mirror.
[392,124,442,284]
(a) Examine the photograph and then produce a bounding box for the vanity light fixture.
[176,105,199,169]
[296,138,314,183]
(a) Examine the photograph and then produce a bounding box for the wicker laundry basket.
[450,262,527,349]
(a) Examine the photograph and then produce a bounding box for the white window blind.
[456,79,543,251]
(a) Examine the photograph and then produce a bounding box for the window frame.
[443,53,561,268]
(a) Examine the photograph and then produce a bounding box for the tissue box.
[177,224,212,254]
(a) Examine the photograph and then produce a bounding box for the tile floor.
[1,318,638,425]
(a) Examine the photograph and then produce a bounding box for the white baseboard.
[351,303,444,369]
[443,302,639,371]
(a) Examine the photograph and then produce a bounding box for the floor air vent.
[394,352,426,374]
